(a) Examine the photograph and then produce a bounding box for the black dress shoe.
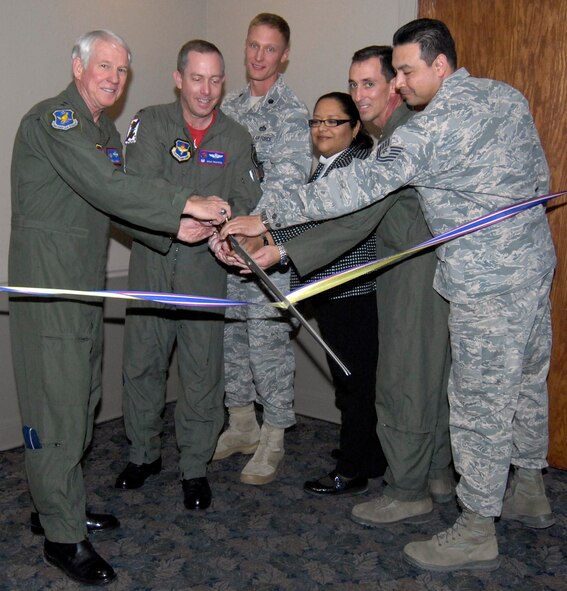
[304,470,368,496]
[182,477,212,510]
[114,457,162,489]
[44,539,116,586]
[31,511,120,536]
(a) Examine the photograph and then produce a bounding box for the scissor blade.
[228,235,351,376]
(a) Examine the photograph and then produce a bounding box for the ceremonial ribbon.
[0,286,248,308]
[1,190,565,308]
[285,190,567,304]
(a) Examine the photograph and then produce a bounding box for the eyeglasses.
[308,118,352,128]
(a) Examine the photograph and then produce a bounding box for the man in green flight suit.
[114,40,262,509]
[9,30,230,586]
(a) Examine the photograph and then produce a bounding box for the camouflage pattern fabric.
[262,68,556,514]
[263,68,556,304]
[450,272,553,516]
[222,75,311,427]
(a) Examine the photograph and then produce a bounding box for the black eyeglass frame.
[308,118,353,128]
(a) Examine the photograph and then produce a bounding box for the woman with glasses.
[270,92,387,496]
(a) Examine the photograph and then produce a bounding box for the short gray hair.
[72,30,131,68]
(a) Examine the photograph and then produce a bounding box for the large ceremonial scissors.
[224,230,351,376]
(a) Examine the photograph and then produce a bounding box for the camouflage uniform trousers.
[224,269,296,429]
[449,271,553,517]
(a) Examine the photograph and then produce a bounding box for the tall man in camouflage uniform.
[266,46,453,521]
[114,40,261,510]
[221,19,556,571]
[9,30,230,585]
[213,13,311,484]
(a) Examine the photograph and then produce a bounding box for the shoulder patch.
[171,139,192,162]
[51,109,78,130]
[124,117,140,145]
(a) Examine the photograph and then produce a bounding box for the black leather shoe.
[182,477,212,510]
[31,511,120,536]
[114,457,162,489]
[304,470,368,496]
[44,539,116,586]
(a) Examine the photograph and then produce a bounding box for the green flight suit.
[121,102,261,479]
[9,83,190,543]
[284,104,452,502]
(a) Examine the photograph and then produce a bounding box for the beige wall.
[0,0,417,450]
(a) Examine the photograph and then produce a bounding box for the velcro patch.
[124,117,140,145]
[199,150,226,166]
[51,109,78,130]
[105,148,122,166]
[376,138,403,163]
[171,139,191,162]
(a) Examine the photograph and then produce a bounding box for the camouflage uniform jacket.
[265,68,556,303]
[222,74,311,209]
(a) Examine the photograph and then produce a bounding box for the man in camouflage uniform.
[222,19,556,571]
[213,13,311,484]
[114,40,261,511]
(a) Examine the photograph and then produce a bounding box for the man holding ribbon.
[9,30,230,585]
[220,18,556,571]
[114,40,261,512]
[212,13,311,486]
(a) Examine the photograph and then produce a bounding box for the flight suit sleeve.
[29,110,187,234]
[117,109,197,252]
[284,199,396,277]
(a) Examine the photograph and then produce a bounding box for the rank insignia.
[124,117,140,145]
[171,139,191,162]
[51,109,78,130]
[376,138,403,163]
[199,150,225,166]
[105,148,122,166]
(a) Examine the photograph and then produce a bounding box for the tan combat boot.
[351,494,433,526]
[240,422,284,485]
[213,404,260,460]
[501,466,555,528]
[403,509,500,572]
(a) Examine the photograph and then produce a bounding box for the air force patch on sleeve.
[171,139,192,162]
[51,109,78,130]
[376,138,403,163]
[199,150,226,166]
[124,117,140,145]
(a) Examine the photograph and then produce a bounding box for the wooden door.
[419,0,567,469]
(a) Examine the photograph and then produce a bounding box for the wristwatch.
[277,244,289,266]
[260,209,272,230]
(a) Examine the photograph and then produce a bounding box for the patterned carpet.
[1,404,566,590]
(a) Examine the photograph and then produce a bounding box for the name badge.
[199,150,226,166]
